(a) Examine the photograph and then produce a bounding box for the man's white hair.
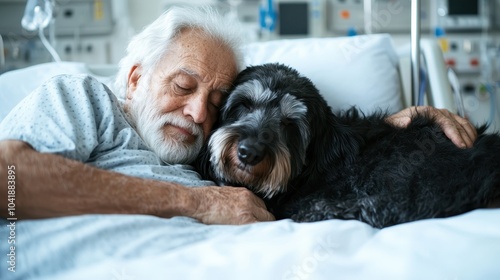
[114,5,245,99]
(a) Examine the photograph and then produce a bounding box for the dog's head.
[197,63,341,198]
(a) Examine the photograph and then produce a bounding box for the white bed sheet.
[1,209,499,280]
[1,35,498,280]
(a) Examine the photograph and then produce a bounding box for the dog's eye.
[281,118,292,126]
[241,101,253,111]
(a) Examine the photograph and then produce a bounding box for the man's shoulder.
[47,74,116,98]
[43,73,123,110]
[4,73,126,128]
[0,72,132,161]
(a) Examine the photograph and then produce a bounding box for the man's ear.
[126,65,142,100]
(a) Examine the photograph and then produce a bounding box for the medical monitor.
[275,0,326,38]
[435,0,489,30]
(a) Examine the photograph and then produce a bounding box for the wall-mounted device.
[21,0,61,62]
[0,0,115,73]
[366,0,431,33]
[433,0,490,31]
[272,0,327,38]
[327,0,364,35]
[326,0,431,35]
[0,0,114,37]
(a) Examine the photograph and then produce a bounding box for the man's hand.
[385,106,478,148]
[189,186,275,225]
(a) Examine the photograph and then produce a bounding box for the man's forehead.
[173,29,238,74]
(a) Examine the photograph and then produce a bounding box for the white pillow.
[243,34,403,114]
[0,62,116,122]
[0,34,402,122]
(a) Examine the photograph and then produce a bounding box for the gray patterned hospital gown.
[0,74,213,187]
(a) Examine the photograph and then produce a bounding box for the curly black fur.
[196,63,500,228]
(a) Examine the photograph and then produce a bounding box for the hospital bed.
[0,34,499,280]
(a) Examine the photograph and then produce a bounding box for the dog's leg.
[289,198,360,223]
[289,195,397,228]
[291,197,382,228]
[487,187,500,208]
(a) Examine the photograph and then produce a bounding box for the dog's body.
[196,63,500,228]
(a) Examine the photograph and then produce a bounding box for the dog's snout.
[238,138,265,165]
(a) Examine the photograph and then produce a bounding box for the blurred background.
[1,0,499,130]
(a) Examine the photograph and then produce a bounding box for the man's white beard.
[125,84,204,164]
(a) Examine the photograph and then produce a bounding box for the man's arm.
[0,140,274,224]
[385,106,478,148]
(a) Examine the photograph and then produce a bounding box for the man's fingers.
[385,106,479,149]
[195,186,276,225]
[454,115,477,147]
[444,127,468,148]
[248,194,275,222]
[393,116,411,128]
[440,109,477,148]
[237,209,275,225]
[254,208,275,222]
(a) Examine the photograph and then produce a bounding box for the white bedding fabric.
[1,210,499,280]
[0,34,404,123]
[1,35,498,280]
[243,34,404,114]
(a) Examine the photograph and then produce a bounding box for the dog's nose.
[238,138,265,165]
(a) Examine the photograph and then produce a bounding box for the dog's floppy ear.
[193,142,213,181]
[193,98,227,182]
[304,98,361,177]
[193,141,227,186]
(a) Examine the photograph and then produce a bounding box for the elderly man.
[0,6,476,225]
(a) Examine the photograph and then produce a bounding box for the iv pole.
[411,0,421,106]
[365,0,421,106]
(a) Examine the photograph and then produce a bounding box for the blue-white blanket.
[1,209,499,280]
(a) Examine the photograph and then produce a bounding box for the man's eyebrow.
[179,67,199,78]
[179,67,232,95]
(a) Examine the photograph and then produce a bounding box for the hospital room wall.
[87,0,166,64]
[89,0,209,63]
[73,0,167,64]
[127,0,164,34]
[127,0,221,34]
[1,0,498,132]
[122,0,500,133]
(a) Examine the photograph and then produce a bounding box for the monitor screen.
[448,0,479,16]
[278,2,309,35]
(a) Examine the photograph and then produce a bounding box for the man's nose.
[184,92,209,124]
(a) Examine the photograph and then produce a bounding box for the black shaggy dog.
[196,63,500,228]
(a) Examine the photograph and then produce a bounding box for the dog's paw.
[290,199,339,222]
[291,211,327,222]
[290,198,360,223]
